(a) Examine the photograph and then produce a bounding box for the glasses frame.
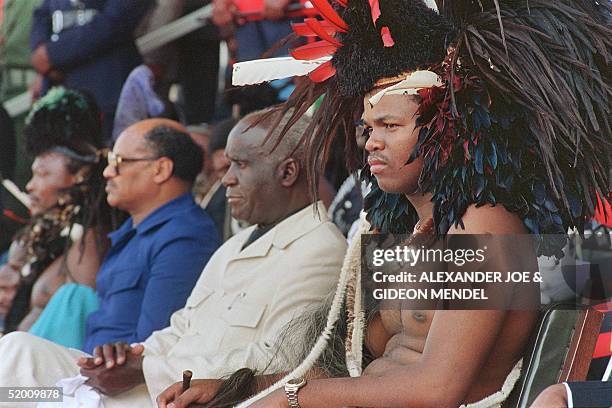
[106,151,159,175]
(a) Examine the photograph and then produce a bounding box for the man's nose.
[365,132,384,152]
[102,163,116,179]
[221,168,236,188]
[25,178,35,193]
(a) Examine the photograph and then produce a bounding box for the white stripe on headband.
[368,70,442,105]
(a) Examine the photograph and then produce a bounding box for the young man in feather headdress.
[158,1,611,407]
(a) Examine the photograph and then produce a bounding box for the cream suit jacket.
[141,202,347,401]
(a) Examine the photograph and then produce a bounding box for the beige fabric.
[0,332,151,407]
[142,201,347,402]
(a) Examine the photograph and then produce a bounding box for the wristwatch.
[284,377,307,408]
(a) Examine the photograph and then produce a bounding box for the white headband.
[368,70,442,105]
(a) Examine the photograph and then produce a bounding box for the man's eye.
[364,126,373,136]
[384,123,398,129]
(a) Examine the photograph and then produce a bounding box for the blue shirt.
[83,193,219,353]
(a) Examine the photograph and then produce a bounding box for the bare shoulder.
[66,228,99,260]
[449,204,527,235]
[66,227,104,287]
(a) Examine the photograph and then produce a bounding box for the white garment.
[563,382,574,408]
[0,332,151,408]
[37,375,102,408]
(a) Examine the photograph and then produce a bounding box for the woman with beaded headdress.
[3,87,118,350]
[157,0,610,407]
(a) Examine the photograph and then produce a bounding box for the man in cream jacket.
[0,109,347,407]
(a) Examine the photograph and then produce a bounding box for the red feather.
[308,60,336,82]
[369,0,381,23]
[380,26,395,47]
[309,0,348,32]
[292,22,317,37]
[292,20,338,37]
[291,40,338,60]
[305,18,342,46]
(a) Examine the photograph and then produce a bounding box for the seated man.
[158,0,609,406]
[0,109,347,407]
[85,118,220,351]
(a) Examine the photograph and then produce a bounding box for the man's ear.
[152,157,174,184]
[277,158,300,187]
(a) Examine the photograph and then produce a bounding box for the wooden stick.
[182,370,193,392]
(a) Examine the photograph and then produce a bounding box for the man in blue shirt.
[83,118,219,353]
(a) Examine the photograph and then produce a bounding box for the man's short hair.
[242,107,311,166]
[144,125,203,184]
[209,117,239,154]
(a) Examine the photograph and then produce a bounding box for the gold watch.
[284,377,307,408]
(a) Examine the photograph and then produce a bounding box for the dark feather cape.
[276,0,611,256]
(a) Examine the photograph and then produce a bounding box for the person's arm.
[212,0,235,27]
[65,229,104,288]
[251,310,509,408]
[79,345,146,396]
[44,0,153,69]
[16,231,101,331]
[157,353,333,407]
[157,372,289,408]
[128,235,217,344]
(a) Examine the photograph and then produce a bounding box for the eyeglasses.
[106,150,159,175]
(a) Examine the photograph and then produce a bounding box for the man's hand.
[78,342,144,369]
[156,379,223,408]
[80,354,145,396]
[31,45,52,75]
[530,383,568,408]
[212,0,236,27]
[263,0,290,20]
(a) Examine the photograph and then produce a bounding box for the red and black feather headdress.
[233,0,611,256]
